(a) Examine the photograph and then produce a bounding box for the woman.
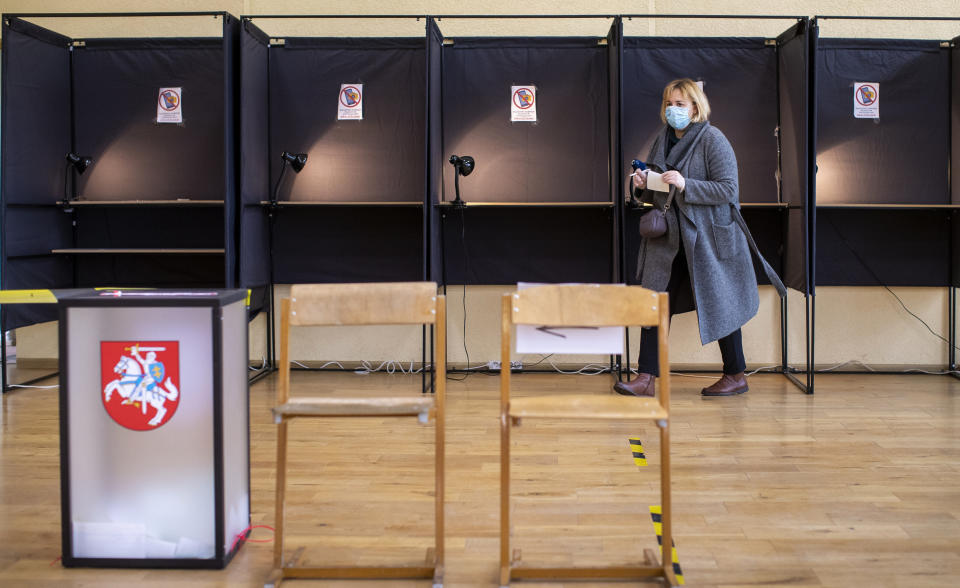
[614,78,785,398]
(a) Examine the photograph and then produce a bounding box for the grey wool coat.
[635,121,786,344]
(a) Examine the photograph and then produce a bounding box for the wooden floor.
[1,370,959,587]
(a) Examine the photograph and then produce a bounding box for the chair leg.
[499,415,511,587]
[435,397,445,577]
[660,420,678,586]
[273,420,289,569]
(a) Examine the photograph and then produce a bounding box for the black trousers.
[636,239,746,377]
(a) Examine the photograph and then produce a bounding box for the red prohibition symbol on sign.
[158,89,180,111]
[340,86,362,108]
[855,84,878,106]
[513,87,535,110]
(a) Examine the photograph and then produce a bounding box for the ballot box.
[57,289,249,568]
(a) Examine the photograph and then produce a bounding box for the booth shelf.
[52,249,226,255]
[817,203,960,210]
[58,200,225,207]
[435,201,614,208]
[260,201,423,207]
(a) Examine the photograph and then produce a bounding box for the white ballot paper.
[515,282,625,355]
[645,170,670,193]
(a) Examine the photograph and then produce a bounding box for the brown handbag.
[637,187,675,239]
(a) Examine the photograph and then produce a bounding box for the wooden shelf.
[52,248,224,254]
[817,203,960,210]
[60,199,224,207]
[259,201,423,207]
[741,202,791,209]
[625,202,792,211]
[436,201,614,208]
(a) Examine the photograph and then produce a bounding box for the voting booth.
[57,289,249,568]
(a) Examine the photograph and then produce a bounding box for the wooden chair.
[499,284,677,587]
[266,282,446,587]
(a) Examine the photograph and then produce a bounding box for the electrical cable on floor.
[818,360,876,373]
[546,361,612,375]
[291,360,345,370]
[6,384,59,389]
[355,360,427,375]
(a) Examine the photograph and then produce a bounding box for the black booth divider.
[239,17,428,290]
[1,13,240,339]
[811,16,960,379]
[431,16,619,287]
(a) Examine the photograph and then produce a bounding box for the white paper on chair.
[645,170,670,193]
[515,283,625,355]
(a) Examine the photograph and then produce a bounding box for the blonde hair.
[659,78,710,124]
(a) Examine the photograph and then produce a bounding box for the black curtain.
[222,15,240,288]
[271,206,423,283]
[73,39,227,201]
[622,36,780,286]
[1,18,73,330]
[239,20,271,289]
[268,37,426,202]
[816,39,949,205]
[440,207,613,285]
[778,21,810,293]
[817,209,950,287]
[427,18,444,283]
[952,35,960,287]
[267,35,426,284]
[953,34,960,206]
[622,37,779,204]
[608,19,623,282]
[441,37,610,203]
[68,36,232,289]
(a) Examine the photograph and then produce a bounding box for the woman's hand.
[662,170,685,192]
[631,170,648,191]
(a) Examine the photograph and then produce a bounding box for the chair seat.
[508,394,668,421]
[274,396,434,420]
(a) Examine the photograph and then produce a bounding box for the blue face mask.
[665,105,691,130]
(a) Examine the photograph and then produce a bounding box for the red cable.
[229,524,275,553]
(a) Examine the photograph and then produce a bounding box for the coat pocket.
[711,220,741,260]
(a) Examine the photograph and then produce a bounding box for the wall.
[7,0,960,371]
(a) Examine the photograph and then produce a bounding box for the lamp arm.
[271,161,289,206]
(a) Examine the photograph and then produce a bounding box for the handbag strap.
[663,187,676,211]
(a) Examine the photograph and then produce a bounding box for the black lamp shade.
[449,154,475,176]
[280,151,308,173]
[66,152,93,174]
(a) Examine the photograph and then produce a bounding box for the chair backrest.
[509,284,663,327]
[289,282,440,326]
[278,282,444,406]
[501,284,670,406]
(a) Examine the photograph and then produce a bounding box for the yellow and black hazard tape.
[0,289,57,303]
[628,437,647,466]
[649,505,684,584]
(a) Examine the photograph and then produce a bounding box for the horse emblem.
[101,341,180,430]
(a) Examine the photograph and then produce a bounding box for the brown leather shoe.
[613,373,656,397]
[701,372,748,396]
